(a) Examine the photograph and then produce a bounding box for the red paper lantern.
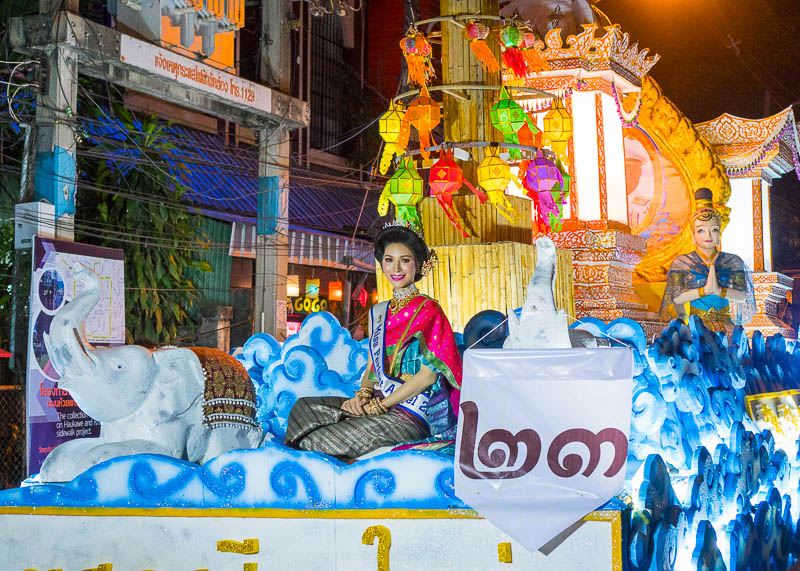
[429,148,487,237]
[498,25,528,79]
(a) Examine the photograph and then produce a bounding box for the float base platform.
[0,507,622,570]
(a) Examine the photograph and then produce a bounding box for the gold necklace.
[389,284,418,314]
[696,248,718,265]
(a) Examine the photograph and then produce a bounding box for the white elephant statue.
[40,268,262,483]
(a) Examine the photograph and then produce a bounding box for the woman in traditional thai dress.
[660,188,754,333]
[284,224,462,459]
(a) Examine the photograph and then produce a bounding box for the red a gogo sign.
[454,348,633,553]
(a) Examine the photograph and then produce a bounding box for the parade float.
[4,2,800,570]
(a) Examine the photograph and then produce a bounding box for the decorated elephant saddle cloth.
[190,347,260,431]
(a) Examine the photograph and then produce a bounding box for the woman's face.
[693,218,721,252]
[381,242,417,290]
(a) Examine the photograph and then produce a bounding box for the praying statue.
[660,188,754,334]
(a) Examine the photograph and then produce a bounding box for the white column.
[722,177,755,270]
[571,91,600,220]
[601,93,627,224]
[762,179,772,272]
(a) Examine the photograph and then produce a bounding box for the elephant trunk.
[523,236,558,314]
[44,268,102,380]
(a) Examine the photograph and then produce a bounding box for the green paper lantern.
[378,156,424,229]
[490,87,538,160]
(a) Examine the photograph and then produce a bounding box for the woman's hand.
[341,396,369,416]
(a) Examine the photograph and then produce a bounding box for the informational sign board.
[120,35,272,111]
[26,237,125,475]
[455,348,633,553]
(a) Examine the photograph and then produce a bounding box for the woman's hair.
[374,226,430,282]
[692,187,721,225]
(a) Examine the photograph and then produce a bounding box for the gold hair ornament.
[420,249,439,277]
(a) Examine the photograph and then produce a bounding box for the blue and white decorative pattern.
[238,312,367,438]
[0,440,461,510]
[6,310,800,569]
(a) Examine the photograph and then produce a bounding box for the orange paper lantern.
[399,85,441,161]
[399,32,434,87]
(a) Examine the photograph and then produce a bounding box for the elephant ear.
[152,348,206,417]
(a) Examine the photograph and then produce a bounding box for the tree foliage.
[0,216,13,350]
[77,104,211,345]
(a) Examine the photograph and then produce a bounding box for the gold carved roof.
[695,108,800,174]
[530,24,659,84]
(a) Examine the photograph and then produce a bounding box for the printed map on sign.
[58,255,126,343]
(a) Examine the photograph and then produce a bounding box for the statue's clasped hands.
[703,264,722,297]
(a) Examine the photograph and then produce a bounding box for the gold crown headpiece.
[692,187,721,222]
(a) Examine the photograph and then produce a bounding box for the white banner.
[119,35,272,112]
[455,348,633,553]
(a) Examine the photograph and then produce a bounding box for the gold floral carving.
[633,76,731,282]
[530,24,660,80]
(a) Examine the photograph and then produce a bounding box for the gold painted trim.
[0,506,481,519]
[0,505,620,526]
[584,510,623,571]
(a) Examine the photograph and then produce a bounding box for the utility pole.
[9,0,79,377]
[254,0,292,339]
[33,0,79,240]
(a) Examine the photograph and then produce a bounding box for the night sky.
[600,0,800,121]
[599,0,800,270]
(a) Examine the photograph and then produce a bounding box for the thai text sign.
[455,348,633,553]
[119,35,271,111]
[26,237,124,475]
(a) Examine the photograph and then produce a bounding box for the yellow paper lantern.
[286,274,300,297]
[328,281,343,302]
[477,145,518,222]
[378,102,409,175]
[305,279,320,299]
[543,98,573,161]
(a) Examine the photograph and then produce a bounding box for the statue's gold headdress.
[692,187,721,223]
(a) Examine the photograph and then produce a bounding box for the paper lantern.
[543,98,573,161]
[520,32,548,73]
[328,281,343,301]
[477,145,518,222]
[370,290,379,304]
[378,155,424,230]
[357,287,368,307]
[399,32,434,87]
[463,21,499,73]
[490,87,539,160]
[497,25,528,79]
[378,101,409,175]
[286,274,300,297]
[305,279,320,299]
[429,148,487,237]
[399,84,441,161]
[519,152,571,232]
